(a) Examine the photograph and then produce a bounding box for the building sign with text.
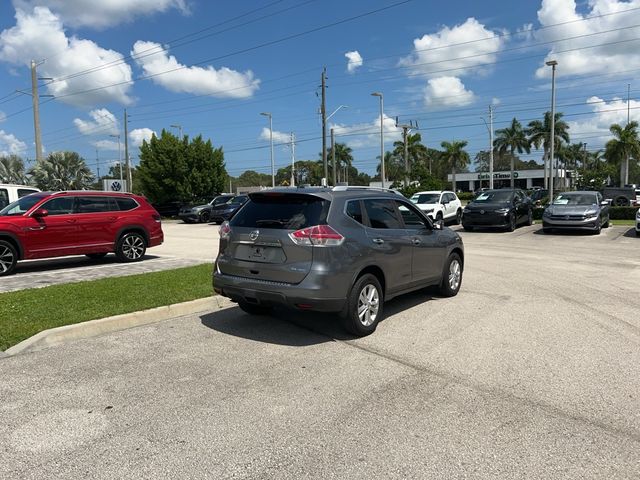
[477,172,519,180]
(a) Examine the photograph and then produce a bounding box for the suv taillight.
[219,221,231,239]
[289,225,344,246]
[152,213,161,223]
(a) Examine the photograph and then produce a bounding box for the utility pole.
[124,109,131,192]
[290,132,296,187]
[31,60,43,162]
[321,67,328,186]
[626,83,631,185]
[260,112,275,187]
[96,148,100,183]
[582,142,587,186]
[396,117,417,188]
[547,60,558,201]
[489,105,494,189]
[331,128,336,185]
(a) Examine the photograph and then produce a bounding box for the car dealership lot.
[1,223,640,478]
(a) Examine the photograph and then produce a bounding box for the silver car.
[542,191,610,234]
[213,187,464,336]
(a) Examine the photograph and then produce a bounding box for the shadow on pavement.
[199,288,439,346]
[622,227,639,238]
[15,254,162,274]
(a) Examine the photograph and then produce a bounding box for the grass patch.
[609,219,638,226]
[0,264,212,351]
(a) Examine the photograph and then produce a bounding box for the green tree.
[377,151,404,184]
[236,170,272,187]
[137,130,227,204]
[440,140,470,192]
[29,151,94,190]
[392,132,428,184]
[526,111,570,188]
[604,121,640,186]
[324,142,354,184]
[0,155,28,184]
[493,117,530,188]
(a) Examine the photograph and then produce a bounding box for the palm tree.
[393,132,428,185]
[604,121,640,186]
[331,142,353,183]
[377,151,404,184]
[0,155,28,184]
[29,151,94,191]
[440,140,470,192]
[526,111,570,189]
[493,118,530,188]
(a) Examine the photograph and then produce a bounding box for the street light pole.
[110,134,123,187]
[547,60,558,201]
[371,92,385,188]
[170,124,183,138]
[260,112,275,187]
[489,105,494,190]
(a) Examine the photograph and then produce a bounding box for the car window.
[0,194,46,216]
[18,189,38,198]
[115,197,138,211]
[212,196,232,206]
[396,201,426,229]
[41,197,75,215]
[0,189,8,209]
[446,193,456,203]
[363,199,402,229]
[76,196,114,213]
[231,193,329,230]
[346,200,364,225]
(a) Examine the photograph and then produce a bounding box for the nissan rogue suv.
[213,187,464,336]
[0,191,163,276]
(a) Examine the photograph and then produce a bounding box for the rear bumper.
[213,271,346,312]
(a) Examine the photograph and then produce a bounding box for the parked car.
[179,194,235,224]
[529,188,549,205]
[0,184,40,210]
[602,186,637,206]
[409,190,463,224]
[213,187,464,336]
[210,195,249,224]
[542,191,610,234]
[462,189,533,231]
[636,208,640,236]
[0,191,163,276]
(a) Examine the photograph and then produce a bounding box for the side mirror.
[433,219,444,230]
[32,208,48,218]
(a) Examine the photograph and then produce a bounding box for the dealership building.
[447,168,569,192]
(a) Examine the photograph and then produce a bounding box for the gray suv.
[213,187,465,336]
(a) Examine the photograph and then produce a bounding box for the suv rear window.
[231,193,329,230]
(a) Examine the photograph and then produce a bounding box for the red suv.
[0,191,164,276]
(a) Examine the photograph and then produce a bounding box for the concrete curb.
[4,296,234,357]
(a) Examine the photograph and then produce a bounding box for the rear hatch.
[218,192,330,284]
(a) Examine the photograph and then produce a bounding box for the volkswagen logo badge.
[565,215,570,220]
[249,230,260,241]
[480,209,485,214]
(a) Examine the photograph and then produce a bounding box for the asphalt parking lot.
[1,222,640,478]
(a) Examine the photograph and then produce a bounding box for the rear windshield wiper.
[255,219,286,227]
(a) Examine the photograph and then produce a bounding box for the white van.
[0,184,41,210]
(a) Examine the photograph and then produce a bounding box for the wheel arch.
[353,265,386,298]
[115,225,149,247]
[0,232,23,259]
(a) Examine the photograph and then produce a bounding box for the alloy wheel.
[122,235,145,260]
[357,284,380,327]
[0,244,15,273]
[448,259,462,291]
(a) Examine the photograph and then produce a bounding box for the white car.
[409,190,463,224]
[0,184,40,210]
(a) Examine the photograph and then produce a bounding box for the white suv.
[410,190,463,224]
[0,184,40,210]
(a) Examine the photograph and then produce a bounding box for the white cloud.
[331,114,402,149]
[0,111,6,123]
[0,7,133,106]
[567,95,640,143]
[73,108,118,136]
[129,128,156,147]
[423,76,475,108]
[259,127,291,145]
[345,50,363,73]
[132,40,260,99]
[11,0,188,29]
[0,130,27,156]
[535,0,640,78]
[92,139,119,151]
[399,18,504,77]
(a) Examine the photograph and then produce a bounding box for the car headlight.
[584,209,598,218]
[636,209,640,219]
[495,208,509,214]
[543,209,552,217]
[425,208,434,213]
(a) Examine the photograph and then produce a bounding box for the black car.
[462,189,533,231]
[179,194,235,224]
[210,195,249,224]
[529,189,549,205]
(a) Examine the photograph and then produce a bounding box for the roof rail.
[331,185,403,195]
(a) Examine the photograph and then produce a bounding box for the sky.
[1,0,640,179]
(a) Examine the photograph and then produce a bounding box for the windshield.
[229,196,248,205]
[0,194,45,216]
[211,196,232,206]
[553,193,598,205]
[473,191,513,203]
[410,193,440,204]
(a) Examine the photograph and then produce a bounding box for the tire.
[603,218,609,228]
[635,230,640,237]
[593,219,602,235]
[199,211,210,223]
[543,227,553,234]
[115,232,147,262]
[341,273,383,336]
[436,212,443,223]
[86,252,108,260]
[506,212,516,232]
[439,253,463,297]
[614,196,629,207]
[455,209,462,225]
[238,301,272,315]
[0,240,18,276]
[526,208,533,226]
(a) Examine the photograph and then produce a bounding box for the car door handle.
[26,226,46,231]
[372,238,384,245]
[412,238,421,245]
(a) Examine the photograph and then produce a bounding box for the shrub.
[609,206,639,220]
